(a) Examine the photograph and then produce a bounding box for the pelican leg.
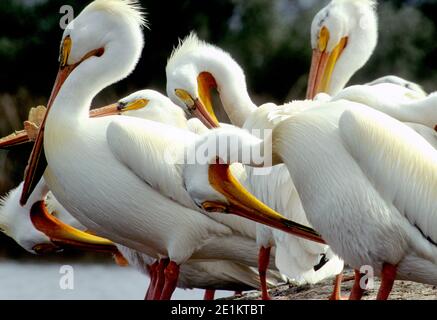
[203,289,215,300]
[376,263,397,300]
[113,251,129,267]
[145,261,159,300]
[349,270,365,300]
[160,261,180,300]
[258,246,271,300]
[329,273,345,300]
[150,258,169,300]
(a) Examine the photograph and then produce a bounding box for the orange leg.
[349,270,365,300]
[150,258,169,300]
[376,263,397,300]
[203,289,215,300]
[145,261,159,300]
[329,273,346,300]
[258,246,271,300]
[160,261,180,300]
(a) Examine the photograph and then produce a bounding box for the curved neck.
[48,62,101,125]
[329,4,378,95]
[190,128,277,168]
[47,25,143,128]
[198,55,257,127]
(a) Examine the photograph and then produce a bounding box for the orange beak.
[20,44,104,205]
[306,49,330,100]
[191,98,220,129]
[0,131,30,149]
[205,163,325,244]
[30,200,119,253]
[0,103,121,151]
[306,37,348,100]
[20,65,75,206]
[89,103,121,118]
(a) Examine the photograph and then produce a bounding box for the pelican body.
[183,99,437,299]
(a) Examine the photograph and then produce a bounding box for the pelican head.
[117,89,188,128]
[367,75,428,98]
[21,0,147,204]
[307,0,378,99]
[0,183,52,254]
[50,0,146,110]
[166,32,252,128]
[0,180,117,255]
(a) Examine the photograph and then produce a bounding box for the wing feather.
[106,117,197,208]
[339,107,437,245]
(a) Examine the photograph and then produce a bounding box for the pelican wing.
[106,117,197,208]
[339,106,437,246]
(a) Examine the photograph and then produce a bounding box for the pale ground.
[226,269,437,300]
[0,259,232,300]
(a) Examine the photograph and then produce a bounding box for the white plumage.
[0,180,55,253]
[183,99,437,299]
[108,89,282,293]
[24,1,284,300]
[166,34,344,296]
[272,101,437,287]
[331,83,437,130]
[307,0,378,98]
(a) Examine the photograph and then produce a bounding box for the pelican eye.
[119,99,149,112]
[117,101,127,110]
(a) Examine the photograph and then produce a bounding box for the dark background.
[0,0,436,256]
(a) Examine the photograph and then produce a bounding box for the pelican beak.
[0,131,30,149]
[89,103,121,118]
[19,65,72,205]
[20,35,104,205]
[175,86,220,130]
[196,72,220,128]
[192,98,220,129]
[30,200,118,253]
[306,27,348,99]
[0,102,120,152]
[204,163,325,244]
[116,98,149,113]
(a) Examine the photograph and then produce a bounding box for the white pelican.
[182,99,437,300]
[0,88,274,299]
[0,179,119,255]
[20,0,296,300]
[306,0,378,99]
[109,89,285,298]
[1,185,271,300]
[166,33,344,299]
[117,90,284,299]
[306,0,435,131]
[0,179,271,299]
